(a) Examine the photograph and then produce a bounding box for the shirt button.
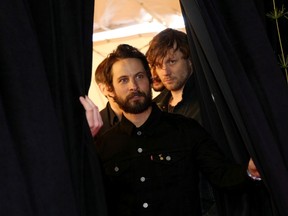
[137,131,142,136]
[211,93,215,102]
[140,177,146,182]
[166,155,171,161]
[114,166,119,172]
[143,202,149,208]
[137,148,143,153]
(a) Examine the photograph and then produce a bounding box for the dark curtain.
[0,0,106,215]
[180,0,288,216]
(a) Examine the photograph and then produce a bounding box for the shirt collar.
[106,102,119,126]
[119,103,162,136]
[155,74,196,110]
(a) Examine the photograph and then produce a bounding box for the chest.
[100,128,200,187]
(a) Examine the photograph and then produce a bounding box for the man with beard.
[83,44,260,216]
[146,28,201,124]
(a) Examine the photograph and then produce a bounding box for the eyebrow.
[135,71,146,75]
[117,75,128,80]
[116,71,146,80]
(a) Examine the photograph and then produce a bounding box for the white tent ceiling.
[89,0,185,109]
[93,0,183,35]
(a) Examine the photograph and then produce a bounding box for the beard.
[113,89,152,114]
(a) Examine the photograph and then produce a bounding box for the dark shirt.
[153,74,201,123]
[98,102,119,137]
[153,74,215,215]
[96,104,248,216]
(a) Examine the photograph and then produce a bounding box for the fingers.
[91,101,103,136]
[79,96,103,136]
[85,95,97,109]
[247,158,261,180]
[79,96,94,111]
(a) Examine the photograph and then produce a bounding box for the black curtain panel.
[0,0,106,215]
[180,0,288,216]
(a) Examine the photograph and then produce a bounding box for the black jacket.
[98,102,119,137]
[153,74,202,123]
[96,104,249,216]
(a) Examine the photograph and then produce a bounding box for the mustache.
[126,91,146,100]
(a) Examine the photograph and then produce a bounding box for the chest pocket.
[149,149,196,186]
[150,150,190,164]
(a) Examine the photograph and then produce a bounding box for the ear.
[98,83,115,98]
[98,83,107,95]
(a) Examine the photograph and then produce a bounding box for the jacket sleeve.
[193,126,250,189]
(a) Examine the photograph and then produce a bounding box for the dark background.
[0,0,287,215]
[181,0,288,215]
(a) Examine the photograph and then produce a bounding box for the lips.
[130,96,142,101]
[127,92,145,100]
[163,78,174,84]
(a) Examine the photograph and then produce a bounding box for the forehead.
[111,58,145,78]
[164,48,183,59]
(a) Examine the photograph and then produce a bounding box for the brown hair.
[100,44,151,91]
[95,57,108,84]
[146,28,190,69]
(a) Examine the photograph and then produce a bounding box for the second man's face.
[155,49,192,92]
[111,58,152,114]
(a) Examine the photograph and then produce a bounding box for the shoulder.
[159,111,207,136]
[161,110,196,123]
[99,103,109,118]
[153,89,170,104]
[98,122,121,141]
[95,123,129,160]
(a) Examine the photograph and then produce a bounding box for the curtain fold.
[0,0,106,215]
[180,0,288,215]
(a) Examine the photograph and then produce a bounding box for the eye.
[136,73,145,79]
[119,77,129,84]
[168,59,177,65]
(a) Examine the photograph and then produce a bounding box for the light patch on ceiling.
[93,0,184,42]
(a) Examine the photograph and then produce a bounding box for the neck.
[123,106,152,128]
[170,86,184,106]
[170,73,192,106]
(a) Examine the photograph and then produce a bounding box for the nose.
[158,64,170,76]
[128,79,139,91]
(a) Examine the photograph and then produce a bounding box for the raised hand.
[79,96,103,137]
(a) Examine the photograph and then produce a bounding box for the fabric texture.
[180,0,288,215]
[97,103,251,216]
[0,0,107,215]
[153,74,216,215]
[98,102,119,137]
[153,74,202,124]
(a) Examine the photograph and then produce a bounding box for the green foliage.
[266,2,288,84]
[266,5,288,19]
